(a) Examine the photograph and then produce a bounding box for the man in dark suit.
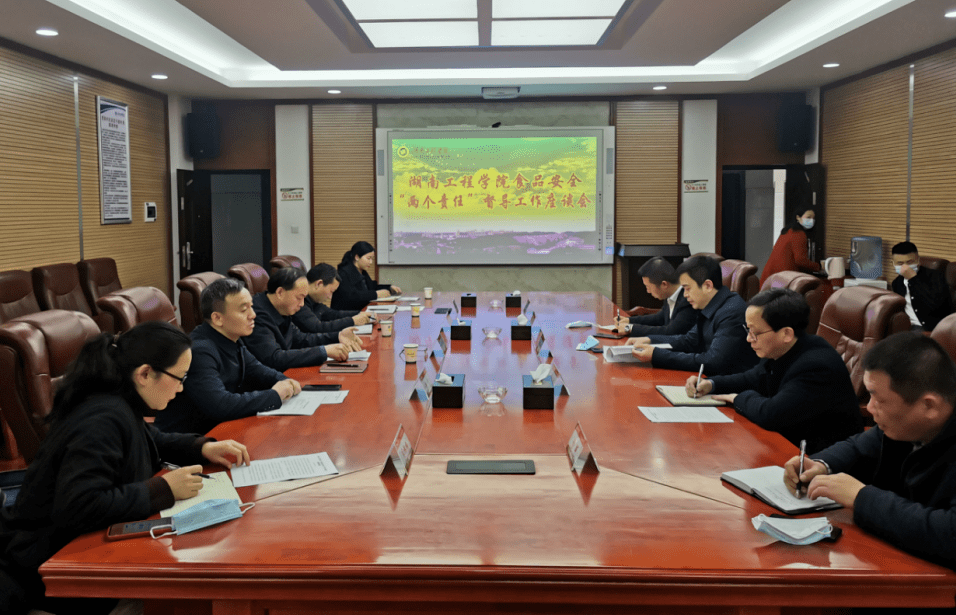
[890,241,953,331]
[616,257,695,337]
[292,263,373,334]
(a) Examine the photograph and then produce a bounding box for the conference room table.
[41,292,956,614]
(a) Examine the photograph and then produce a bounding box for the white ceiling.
[2,0,955,99]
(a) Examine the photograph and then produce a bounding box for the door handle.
[184,241,193,270]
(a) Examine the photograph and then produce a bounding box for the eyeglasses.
[157,368,187,384]
[741,324,775,340]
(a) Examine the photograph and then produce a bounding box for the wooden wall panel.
[312,104,376,275]
[821,65,910,276]
[0,46,80,269]
[613,100,680,305]
[77,75,170,292]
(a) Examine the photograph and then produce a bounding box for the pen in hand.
[796,439,807,499]
[164,462,211,480]
[694,363,705,399]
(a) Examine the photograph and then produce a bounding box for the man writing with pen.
[784,333,956,571]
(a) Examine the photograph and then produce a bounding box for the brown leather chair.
[32,263,112,333]
[269,255,306,274]
[177,272,225,333]
[931,313,956,364]
[691,252,725,263]
[77,257,122,312]
[720,259,759,301]
[817,286,910,403]
[95,287,179,334]
[760,271,825,337]
[0,269,41,324]
[228,263,269,295]
[0,310,101,462]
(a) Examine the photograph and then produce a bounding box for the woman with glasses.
[0,321,250,615]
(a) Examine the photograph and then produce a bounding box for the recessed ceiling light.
[945,10,956,18]
[328,89,342,94]
[823,63,840,68]
[151,74,168,80]
[653,85,667,90]
[36,28,59,36]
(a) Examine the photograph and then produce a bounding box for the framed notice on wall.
[96,96,132,224]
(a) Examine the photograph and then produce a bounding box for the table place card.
[533,329,549,358]
[410,366,434,401]
[381,424,414,479]
[567,423,599,474]
[434,329,449,359]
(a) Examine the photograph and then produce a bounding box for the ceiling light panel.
[361,21,479,48]
[492,19,611,46]
[343,0,477,20]
[492,0,625,18]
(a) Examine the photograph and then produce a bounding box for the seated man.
[615,257,695,337]
[687,288,863,453]
[785,333,956,570]
[246,268,353,371]
[292,263,373,334]
[890,241,953,331]
[627,255,758,375]
[155,277,301,434]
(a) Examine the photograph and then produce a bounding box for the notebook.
[320,362,368,374]
[655,385,726,407]
[720,466,841,515]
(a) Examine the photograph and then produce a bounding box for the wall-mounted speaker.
[777,104,813,153]
[186,111,221,160]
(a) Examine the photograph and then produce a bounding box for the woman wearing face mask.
[0,321,251,615]
[759,208,822,288]
[332,241,402,311]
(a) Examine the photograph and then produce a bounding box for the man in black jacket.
[688,288,863,453]
[292,263,373,334]
[890,241,953,331]
[245,268,353,371]
[156,277,302,434]
[615,257,695,337]
[785,333,956,571]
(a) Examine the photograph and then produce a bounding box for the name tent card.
[410,367,434,401]
[549,364,571,397]
[381,424,414,479]
[534,329,551,359]
[567,423,599,474]
[434,329,449,360]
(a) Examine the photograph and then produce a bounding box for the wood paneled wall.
[0,42,170,293]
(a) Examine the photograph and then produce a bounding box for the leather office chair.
[0,269,41,324]
[96,287,179,334]
[77,257,122,312]
[720,259,759,301]
[760,271,824,337]
[931,313,956,364]
[269,255,306,274]
[918,256,956,309]
[228,263,269,295]
[691,252,725,263]
[0,310,101,462]
[817,286,910,403]
[32,263,113,333]
[177,271,225,333]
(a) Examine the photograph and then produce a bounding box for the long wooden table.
[41,292,956,614]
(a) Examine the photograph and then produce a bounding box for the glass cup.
[380,320,393,337]
[401,343,418,362]
[411,303,422,317]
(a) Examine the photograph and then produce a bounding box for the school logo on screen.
[397,145,410,158]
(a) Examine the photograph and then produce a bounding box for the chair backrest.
[269,255,306,274]
[32,263,112,332]
[177,272,225,333]
[759,271,825,337]
[228,263,269,295]
[77,258,122,310]
[931,312,956,365]
[817,286,909,401]
[719,259,759,301]
[0,269,41,324]
[691,252,725,263]
[0,310,101,462]
[95,287,179,334]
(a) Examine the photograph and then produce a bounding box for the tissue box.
[523,375,555,410]
[433,373,465,408]
[511,321,533,340]
[460,293,477,308]
[450,320,471,340]
[505,293,522,308]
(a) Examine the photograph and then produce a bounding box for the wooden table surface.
[40,292,956,614]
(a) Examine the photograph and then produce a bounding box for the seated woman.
[0,321,250,615]
[759,208,822,287]
[331,241,402,311]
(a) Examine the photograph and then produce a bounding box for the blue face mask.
[800,218,815,230]
[151,499,254,538]
[894,264,918,276]
[752,514,833,546]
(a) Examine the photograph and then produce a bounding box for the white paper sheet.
[257,391,325,416]
[367,305,397,314]
[638,406,733,423]
[161,472,239,517]
[348,350,371,361]
[352,324,373,335]
[309,390,349,404]
[230,453,339,487]
[396,306,412,312]
[396,296,420,301]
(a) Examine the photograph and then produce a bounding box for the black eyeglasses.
[157,368,187,384]
[741,324,774,339]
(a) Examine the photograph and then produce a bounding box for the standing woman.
[759,209,822,287]
[0,321,250,615]
[332,241,402,311]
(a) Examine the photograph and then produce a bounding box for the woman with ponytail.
[331,241,402,311]
[759,208,822,287]
[0,321,250,615]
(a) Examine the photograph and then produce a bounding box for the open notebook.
[656,385,725,407]
[720,466,841,515]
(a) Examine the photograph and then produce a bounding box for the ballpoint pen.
[694,363,704,399]
[164,462,211,479]
[796,439,807,498]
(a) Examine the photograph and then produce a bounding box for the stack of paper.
[257,391,326,416]
[638,406,733,423]
[367,305,397,314]
[230,453,339,487]
[348,350,371,361]
[352,324,374,335]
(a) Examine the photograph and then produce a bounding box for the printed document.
[231,452,339,487]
